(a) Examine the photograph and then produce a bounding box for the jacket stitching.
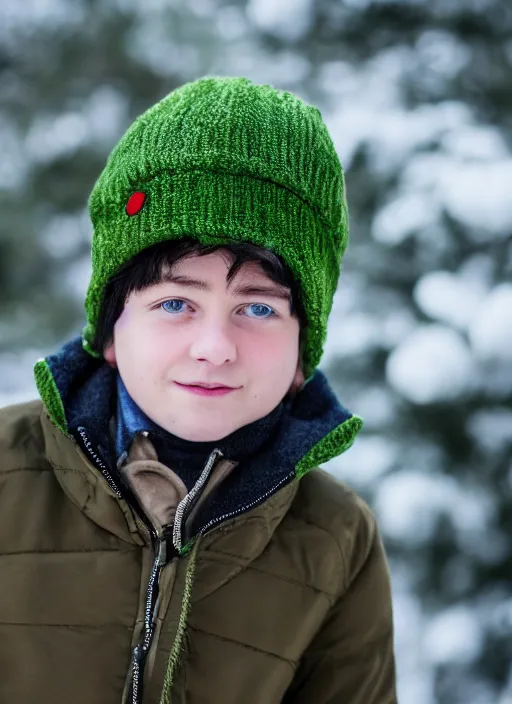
[340,513,378,597]
[193,570,243,603]
[201,514,270,545]
[201,551,337,598]
[244,564,337,599]
[286,512,347,591]
[0,622,132,629]
[0,548,125,556]
[0,466,51,475]
[188,625,297,668]
[48,460,88,479]
[199,488,296,547]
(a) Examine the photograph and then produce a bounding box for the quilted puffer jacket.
[0,337,397,703]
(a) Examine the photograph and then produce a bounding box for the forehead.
[173,251,267,278]
[160,251,291,301]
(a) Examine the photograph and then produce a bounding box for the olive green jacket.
[0,342,397,703]
[0,399,396,703]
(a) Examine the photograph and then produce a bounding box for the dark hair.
[93,238,307,356]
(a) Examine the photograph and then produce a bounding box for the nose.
[188,318,237,366]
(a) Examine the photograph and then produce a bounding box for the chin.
[166,423,232,443]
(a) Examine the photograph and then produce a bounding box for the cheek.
[122,319,185,368]
[113,315,158,366]
[244,326,299,369]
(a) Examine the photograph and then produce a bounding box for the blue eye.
[159,299,275,319]
[161,299,187,314]
[245,303,275,318]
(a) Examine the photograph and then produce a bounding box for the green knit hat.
[84,75,349,381]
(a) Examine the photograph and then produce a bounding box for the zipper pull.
[157,539,167,566]
[156,530,179,566]
[172,448,224,552]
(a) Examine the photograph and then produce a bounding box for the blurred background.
[1,0,511,701]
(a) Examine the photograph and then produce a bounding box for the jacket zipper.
[172,448,224,551]
[197,470,295,538]
[129,534,176,704]
[74,427,296,702]
[129,446,224,704]
[73,425,227,702]
[76,426,122,498]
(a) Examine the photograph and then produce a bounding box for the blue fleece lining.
[44,336,354,536]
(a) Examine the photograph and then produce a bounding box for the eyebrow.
[159,273,291,302]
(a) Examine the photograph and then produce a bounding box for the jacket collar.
[39,404,144,545]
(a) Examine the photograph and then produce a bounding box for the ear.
[289,360,305,397]
[103,342,117,368]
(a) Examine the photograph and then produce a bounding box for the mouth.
[174,382,239,397]
[178,382,237,390]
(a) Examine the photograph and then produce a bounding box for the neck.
[115,375,286,489]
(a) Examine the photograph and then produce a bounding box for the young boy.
[0,76,397,703]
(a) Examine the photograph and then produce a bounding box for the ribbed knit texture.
[84,75,349,380]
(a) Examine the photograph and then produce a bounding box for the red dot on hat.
[126,191,146,216]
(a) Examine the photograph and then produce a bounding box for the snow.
[413,269,488,330]
[386,324,474,404]
[324,50,511,251]
[327,312,377,357]
[402,151,512,243]
[423,605,483,664]
[457,524,510,566]
[371,139,512,246]
[40,210,91,259]
[63,255,92,301]
[0,349,43,407]
[327,434,397,486]
[22,87,127,167]
[372,192,440,245]
[466,407,512,454]
[327,85,472,174]
[450,486,494,534]
[375,470,460,545]
[246,0,313,41]
[323,306,416,363]
[440,159,512,239]
[115,0,181,14]
[415,30,471,78]
[26,112,88,164]
[213,6,249,41]
[375,470,496,552]
[442,124,508,160]
[0,0,85,41]
[84,86,129,146]
[468,284,512,363]
[392,589,436,704]
[0,116,28,190]
[346,384,397,429]
[127,25,201,79]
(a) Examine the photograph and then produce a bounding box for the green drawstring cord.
[159,536,201,704]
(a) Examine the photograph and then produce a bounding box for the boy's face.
[104,250,303,442]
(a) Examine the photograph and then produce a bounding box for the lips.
[174,382,238,397]
[179,382,235,390]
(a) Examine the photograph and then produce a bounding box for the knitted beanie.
[84,76,349,381]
